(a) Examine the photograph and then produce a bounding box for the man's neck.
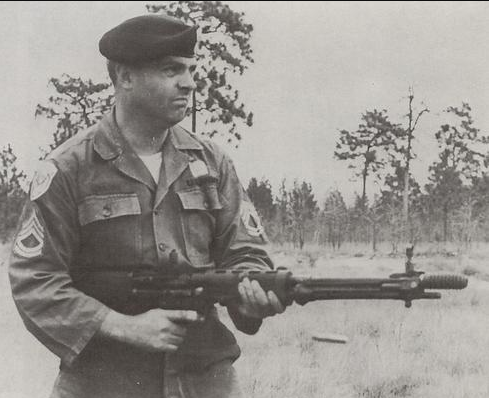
[115,99,170,156]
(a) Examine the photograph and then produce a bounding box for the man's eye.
[162,66,179,76]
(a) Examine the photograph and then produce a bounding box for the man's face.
[129,56,197,126]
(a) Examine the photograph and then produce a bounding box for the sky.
[2,1,489,204]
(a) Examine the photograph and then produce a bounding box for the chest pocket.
[176,184,222,266]
[77,194,142,267]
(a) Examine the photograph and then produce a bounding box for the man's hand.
[99,309,204,353]
[235,277,285,319]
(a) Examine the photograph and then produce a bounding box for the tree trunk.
[361,166,368,208]
[403,95,413,241]
[192,90,196,133]
[403,149,411,242]
[372,219,377,252]
[443,204,448,242]
[299,226,305,250]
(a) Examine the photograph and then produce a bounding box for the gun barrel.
[290,273,467,306]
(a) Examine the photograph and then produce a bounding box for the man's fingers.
[240,278,255,305]
[237,278,286,318]
[238,282,248,302]
[168,323,187,337]
[250,279,269,306]
[164,344,179,353]
[165,310,204,323]
[238,278,260,315]
[166,334,184,346]
[267,291,285,314]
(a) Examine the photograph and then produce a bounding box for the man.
[9,14,283,398]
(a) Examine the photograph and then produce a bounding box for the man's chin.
[156,110,187,127]
[169,112,187,125]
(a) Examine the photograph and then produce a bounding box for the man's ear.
[115,64,134,90]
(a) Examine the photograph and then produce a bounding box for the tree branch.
[412,108,430,131]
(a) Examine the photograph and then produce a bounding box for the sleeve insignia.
[240,200,265,238]
[13,208,45,258]
[30,161,58,201]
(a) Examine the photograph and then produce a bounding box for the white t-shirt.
[139,152,162,183]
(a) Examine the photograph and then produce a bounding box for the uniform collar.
[93,108,203,199]
[169,124,203,151]
[94,108,155,191]
[94,108,203,159]
[93,108,124,160]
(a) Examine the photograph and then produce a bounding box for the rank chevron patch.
[13,209,45,258]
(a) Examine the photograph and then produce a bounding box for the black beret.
[99,14,197,64]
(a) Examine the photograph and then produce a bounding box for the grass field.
[1,242,488,398]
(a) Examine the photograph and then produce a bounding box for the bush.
[0,144,27,242]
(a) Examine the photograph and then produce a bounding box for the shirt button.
[102,205,112,218]
[158,243,167,252]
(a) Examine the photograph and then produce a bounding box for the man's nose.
[178,70,197,91]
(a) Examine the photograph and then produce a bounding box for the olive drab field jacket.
[9,109,272,398]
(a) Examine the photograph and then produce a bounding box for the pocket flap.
[78,194,141,226]
[177,186,223,211]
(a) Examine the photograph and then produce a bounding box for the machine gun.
[125,246,468,313]
[74,246,468,314]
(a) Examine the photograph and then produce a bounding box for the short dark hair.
[107,60,117,85]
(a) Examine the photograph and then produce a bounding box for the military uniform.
[9,109,271,398]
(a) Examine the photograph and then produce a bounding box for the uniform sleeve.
[211,154,274,334]
[8,161,110,365]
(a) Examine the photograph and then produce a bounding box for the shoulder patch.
[240,200,265,238]
[13,207,45,259]
[30,161,58,201]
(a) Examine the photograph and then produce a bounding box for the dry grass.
[1,242,488,398]
[228,244,489,398]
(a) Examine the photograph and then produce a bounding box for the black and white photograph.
[0,2,487,397]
